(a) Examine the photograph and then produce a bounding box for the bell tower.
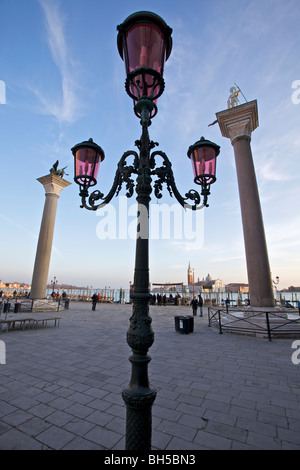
[187,262,193,286]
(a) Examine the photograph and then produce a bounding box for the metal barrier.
[208,307,300,341]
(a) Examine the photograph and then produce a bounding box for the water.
[45,287,130,303]
[3,286,300,307]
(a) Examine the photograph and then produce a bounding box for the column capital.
[37,173,71,197]
[216,100,258,145]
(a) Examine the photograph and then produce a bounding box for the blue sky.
[0,0,299,290]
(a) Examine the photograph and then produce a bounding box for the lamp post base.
[122,385,157,450]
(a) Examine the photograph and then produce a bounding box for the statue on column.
[49,160,69,178]
[227,86,240,108]
[227,83,248,109]
[208,84,248,127]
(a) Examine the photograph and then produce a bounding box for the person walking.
[198,294,203,317]
[191,297,198,316]
[92,293,98,311]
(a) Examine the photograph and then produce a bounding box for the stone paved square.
[0,302,299,450]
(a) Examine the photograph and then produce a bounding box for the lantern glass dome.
[117,11,172,117]
[126,22,165,77]
[72,138,105,188]
[187,137,220,186]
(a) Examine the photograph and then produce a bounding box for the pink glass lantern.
[117,11,172,118]
[187,137,220,186]
[72,138,105,188]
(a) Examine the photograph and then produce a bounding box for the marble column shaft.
[30,174,71,300]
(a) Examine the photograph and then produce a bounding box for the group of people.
[191,295,203,317]
[51,290,68,299]
[150,293,181,306]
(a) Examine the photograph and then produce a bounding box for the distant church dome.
[206,273,212,282]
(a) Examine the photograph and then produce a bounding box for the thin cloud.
[0,214,63,258]
[35,0,81,122]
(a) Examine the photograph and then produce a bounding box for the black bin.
[14,303,21,313]
[3,303,11,313]
[175,315,194,334]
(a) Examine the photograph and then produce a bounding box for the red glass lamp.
[72,138,105,189]
[187,137,220,186]
[117,11,172,118]
[187,137,220,206]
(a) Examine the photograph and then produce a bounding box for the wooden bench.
[0,318,35,333]
[32,317,61,329]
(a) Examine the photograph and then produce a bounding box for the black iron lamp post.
[51,276,58,295]
[71,11,220,451]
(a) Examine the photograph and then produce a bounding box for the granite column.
[216,100,274,307]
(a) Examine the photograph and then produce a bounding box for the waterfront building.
[187,264,225,293]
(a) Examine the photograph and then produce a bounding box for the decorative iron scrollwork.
[150,150,203,210]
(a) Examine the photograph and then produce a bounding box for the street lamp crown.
[117,11,173,119]
[117,11,172,60]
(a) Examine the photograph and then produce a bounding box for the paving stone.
[8,395,40,410]
[193,429,232,450]
[156,419,197,441]
[18,416,52,437]
[152,404,182,422]
[63,417,96,437]
[45,410,73,427]
[0,421,12,436]
[86,409,113,427]
[62,436,104,450]
[84,426,123,449]
[204,420,248,443]
[236,416,277,437]
[35,425,75,449]
[0,428,44,450]
[277,427,300,446]
[64,403,94,419]
[246,430,282,450]
[2,409,34,427]
[30,403,57,419]
[258,410,288,428]
[0,402,18,418]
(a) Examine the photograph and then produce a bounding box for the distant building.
[187,262,193,286]
[0,280,31,291]
[187,264,225,293]
[225,283,249,294]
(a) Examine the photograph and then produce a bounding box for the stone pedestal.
[216,100,274,307]
[30,174,71,300]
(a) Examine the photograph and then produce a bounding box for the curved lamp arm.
[150,150,204,210]
[79,150,138,211]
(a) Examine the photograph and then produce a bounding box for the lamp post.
[51,276,58,296]
[71,11,220,450]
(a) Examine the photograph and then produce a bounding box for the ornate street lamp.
[51,276,58,295]
[72,11,220,450]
